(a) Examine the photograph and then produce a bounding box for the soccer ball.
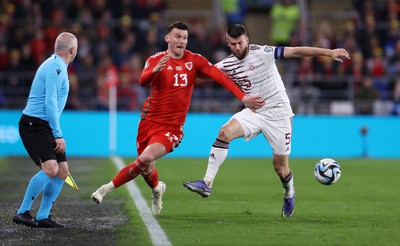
[314,158,341,185]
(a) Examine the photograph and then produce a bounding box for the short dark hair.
[166,21,189,34]
[226,24,247,38]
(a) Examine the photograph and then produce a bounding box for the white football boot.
[151,181,166,215]
[91,183,113,204]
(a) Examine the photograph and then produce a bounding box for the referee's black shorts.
[19,114,67,166]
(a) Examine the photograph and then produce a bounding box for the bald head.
[54,32,78,64]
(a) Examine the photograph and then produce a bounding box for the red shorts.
[136,119,184,155]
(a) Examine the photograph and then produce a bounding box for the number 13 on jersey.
[174,73,188,86]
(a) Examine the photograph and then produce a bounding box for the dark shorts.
[19,114,67,166]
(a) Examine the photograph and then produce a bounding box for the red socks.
[112,159,146,188]
[142,167,159,189]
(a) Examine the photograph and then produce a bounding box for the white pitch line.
[111,156,172,246]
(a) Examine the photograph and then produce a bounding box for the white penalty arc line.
[110,155,172,246]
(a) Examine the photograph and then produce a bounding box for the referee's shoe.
[13,210,38,228]
[36,215,65,228]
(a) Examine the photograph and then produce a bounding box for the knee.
[57,162,69,180]
[41,160,59,178]
[138,154,153,167]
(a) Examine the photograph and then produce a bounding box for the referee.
[13,32,78,228]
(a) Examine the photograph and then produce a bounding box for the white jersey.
[216,44,294,120]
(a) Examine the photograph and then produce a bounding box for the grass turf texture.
[1,157,399,245]
[0,157,151,246]
[89,158,152,246]
[135,158,400,246]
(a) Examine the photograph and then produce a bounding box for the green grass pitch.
[133,158,400,246]
[1,157,399,245]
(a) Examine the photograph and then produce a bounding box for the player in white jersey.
[183,24,350,217]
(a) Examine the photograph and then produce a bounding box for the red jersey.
[139,50,245,125]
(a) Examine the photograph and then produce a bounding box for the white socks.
[282,171,295,199]
[204,146,228,188]
[104,181,115,192]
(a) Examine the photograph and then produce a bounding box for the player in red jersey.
[91,21,265,215]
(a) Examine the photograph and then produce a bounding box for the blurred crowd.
[274,0,400,115]
[0,0,166,110]
[0,0,399,115]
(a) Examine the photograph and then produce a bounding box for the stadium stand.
[0,0,398,115]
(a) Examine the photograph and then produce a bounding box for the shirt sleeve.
[196,54,245,100]
[139,57,156,87]
[260,45,281,67]
[45,64,62,138]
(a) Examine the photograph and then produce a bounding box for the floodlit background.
[1,2,400,245]
[1,0,400,113]
[0,0,399,158]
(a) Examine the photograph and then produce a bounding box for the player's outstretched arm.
[283,47,350,62]
[242,95,265,109]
